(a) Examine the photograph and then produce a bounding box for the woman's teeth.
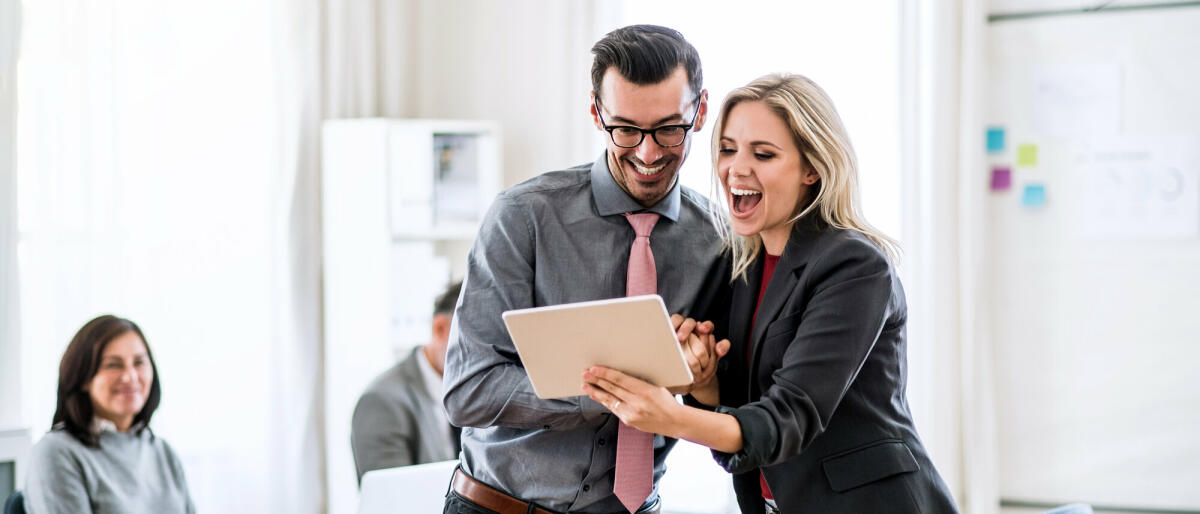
[731,187,762,213]
[731,187,761,196]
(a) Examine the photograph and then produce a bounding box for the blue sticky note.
[986,127,1005,153]
[1021,183,1046,207]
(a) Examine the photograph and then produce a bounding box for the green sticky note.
[1017,144,1038,166]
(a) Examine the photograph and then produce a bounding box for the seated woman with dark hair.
[23,315,194,514]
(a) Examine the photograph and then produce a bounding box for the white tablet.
[501,294,694,399]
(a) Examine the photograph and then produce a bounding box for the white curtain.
[0,0,21,429]
[14,1,322,512]
[275,1,413,511]
[900,0,998,512]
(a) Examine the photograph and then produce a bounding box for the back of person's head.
[711,73,898,278]
[53,315,161,447]
[590,24,703,105]
[434,280,462,317]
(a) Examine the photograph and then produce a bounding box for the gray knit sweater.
[23,425,194,514]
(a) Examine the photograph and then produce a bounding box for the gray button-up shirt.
[443,154,722,513]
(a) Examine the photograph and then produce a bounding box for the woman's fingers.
[586,365,648,393]
[582,383,619,410]
[715,338,731,357]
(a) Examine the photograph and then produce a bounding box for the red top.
[748,253,780,500]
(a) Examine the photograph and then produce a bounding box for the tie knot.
[623,212,660,237]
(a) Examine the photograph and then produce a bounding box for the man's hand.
[667,314,730,395]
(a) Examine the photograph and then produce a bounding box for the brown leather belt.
[451,467,557,514]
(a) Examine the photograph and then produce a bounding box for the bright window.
[618,0,901,239]
[16,1,280,511]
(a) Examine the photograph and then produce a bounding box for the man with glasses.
[442,25,725,514]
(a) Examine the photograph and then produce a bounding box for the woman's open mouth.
[730,186,762,215]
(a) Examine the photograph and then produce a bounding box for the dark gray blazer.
[351,347,458,484]
[698,218,958,513]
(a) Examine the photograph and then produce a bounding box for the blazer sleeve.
[351,389,417,483]
[714,237,896,474]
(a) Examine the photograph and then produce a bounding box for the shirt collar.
[415,345,443,403]
[91,417,118,434]
[589,153,681,222]
[90,417,144,434]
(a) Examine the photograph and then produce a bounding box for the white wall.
[985,3,1200,510]
[407,0,605,187]
[0,0,21,430]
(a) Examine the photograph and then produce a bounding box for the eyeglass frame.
[593,95,703,148]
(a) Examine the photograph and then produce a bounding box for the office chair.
[3,490,25,514]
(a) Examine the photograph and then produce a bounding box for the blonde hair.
[710,73,899,280]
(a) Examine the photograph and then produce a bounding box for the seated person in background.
[351,281,463,484]
[24,315,194,514]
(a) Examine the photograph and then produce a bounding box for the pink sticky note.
[990,166,1012,191]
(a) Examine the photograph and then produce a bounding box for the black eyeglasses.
[594,96,701,148]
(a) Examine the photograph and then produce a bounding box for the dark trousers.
[444,490,502,514]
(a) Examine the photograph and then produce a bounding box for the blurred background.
[1,0,1198,513]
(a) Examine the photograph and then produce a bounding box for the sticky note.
[986,127,1005,153]
[1017,144,1038,166]
[1021,183,1046,207]
[990,166,1012,191]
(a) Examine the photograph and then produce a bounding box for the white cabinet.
[320,119,500,514]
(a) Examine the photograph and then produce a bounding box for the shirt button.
[598,438,606,446]
[582,484,591,492]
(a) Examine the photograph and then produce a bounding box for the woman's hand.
[584,366,746,453]
[582,366,684,437]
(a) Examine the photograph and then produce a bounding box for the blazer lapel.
[729,256,762,365]
[398,348,454,461]
[746,218,824,373]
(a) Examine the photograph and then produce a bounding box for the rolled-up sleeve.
[442,194,607,430]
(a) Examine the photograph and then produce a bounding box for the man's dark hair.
[434,280,463,316]
[590,24,702,105]
[52,315,162,448]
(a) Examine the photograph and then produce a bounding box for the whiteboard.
[986,6,1200,511]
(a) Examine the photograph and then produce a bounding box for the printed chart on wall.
[986,3,1200,512]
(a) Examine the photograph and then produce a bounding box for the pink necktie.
[614,212,659,513]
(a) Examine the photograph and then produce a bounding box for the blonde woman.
[583,74,957,513]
